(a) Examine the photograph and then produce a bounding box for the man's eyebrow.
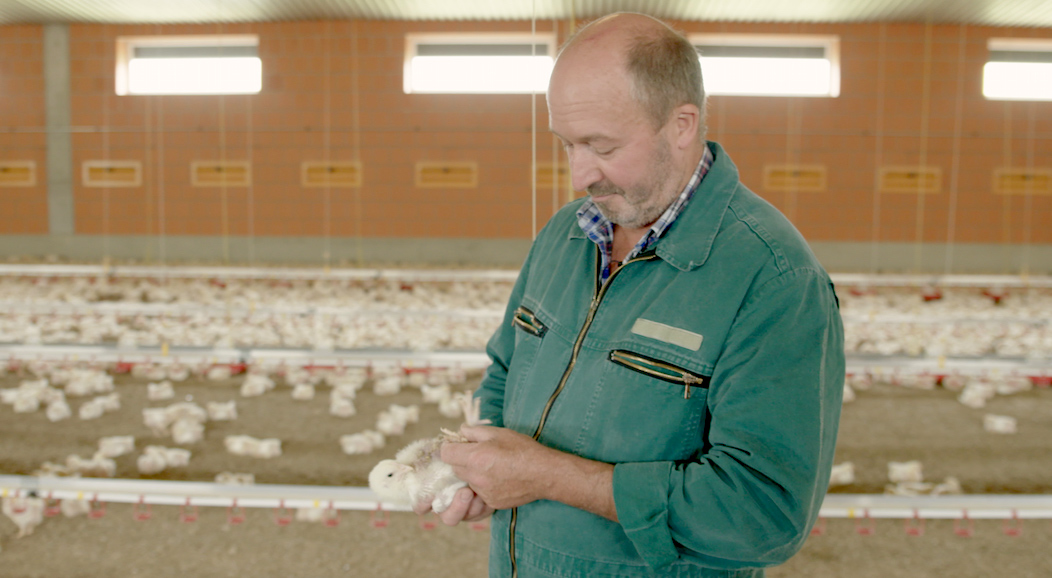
[549,130,614,145]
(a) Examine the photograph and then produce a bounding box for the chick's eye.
[387,473,393,477]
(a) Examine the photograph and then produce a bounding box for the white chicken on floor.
[368,392,487,514]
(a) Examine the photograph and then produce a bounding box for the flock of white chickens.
[1,271,1050,543]
[0,358,479,541]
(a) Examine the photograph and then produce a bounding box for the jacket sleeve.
[475,242,537,427]
[612,268,845,570]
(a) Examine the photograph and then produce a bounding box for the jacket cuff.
[613,462,679,569]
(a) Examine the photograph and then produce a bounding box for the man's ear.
[672,103,701,149]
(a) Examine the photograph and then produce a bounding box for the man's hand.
[416,486,493,526]
[441,425,553,510]
[441,425,619,522]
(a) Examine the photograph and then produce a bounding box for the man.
[436,12,844,577]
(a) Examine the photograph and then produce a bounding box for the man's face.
[548,66,682,231]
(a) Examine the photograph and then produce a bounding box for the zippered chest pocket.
[609,349,710,399]
[511,305,547,337]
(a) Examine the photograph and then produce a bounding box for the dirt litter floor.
[1,371,1051,577]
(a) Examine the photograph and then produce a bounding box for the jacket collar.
[567,141,738,271]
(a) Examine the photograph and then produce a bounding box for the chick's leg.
[432,481,468,514]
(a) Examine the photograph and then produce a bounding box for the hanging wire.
[912,21,934,273]
[1001,102,1013,273]
[323,19,333,269]
[565,1,577,205]
[350,20,364,267]
[868,23,887,274]
[217,20,230,265]
[531,0,539,241]
[144,94,154,261]
[246,89,256,265]
[783,98,802,224]
[101,23,112,267]
[551,19,560,217]
[1022,103,1036,276]
[944,25,967,275]
[156,94,167,268]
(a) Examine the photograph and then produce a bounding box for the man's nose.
[568,149,602,192]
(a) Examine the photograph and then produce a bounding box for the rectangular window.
[404,33,555,94]
[984,39,1052,101]
[116,35,262,95]
[690,34,840,97]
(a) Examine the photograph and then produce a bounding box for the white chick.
[828,462,855,486]
[224,435,256,456]
[368,393,486,514]
[147,381,175,401]
[13,391,40,413]
[98,435,135,458]
[340,431,384,455]
[841,383,856,404]
[983,414,1017,434]
[330,396,356,418]
[439,391,472,419]
[60,498,91,518]
[215,472,255,485]
[163,447,192,467]
[167,365,191,382]
[2,497,45,538]
[888,460,924,483]
[369,436,467,513]
[373,374,403,396]
[46,399,72,422]
[137,447,168,475]
[206,365,233,381]
[421,383,451,404]
[171,418,204,444]
[253,438,282,459]
[291,384,315,400]
[143,407,171,436]
[376,409,408,436]
[96,392,120,412]
[240,374,275,397]
[78,399,106,420]
[207,400,238,421]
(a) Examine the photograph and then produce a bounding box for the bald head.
[552,13,706,139]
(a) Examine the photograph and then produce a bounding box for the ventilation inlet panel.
[301,161,362,188]
[191,161,251,187]
[993,168,1052,195]
[415,161,478,188]
[879,166,942,194]
[0,161,36,187]
[762,164,827,192]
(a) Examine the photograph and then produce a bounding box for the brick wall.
[0,19,1049,246]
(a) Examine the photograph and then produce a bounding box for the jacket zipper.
[511,306,547,337]
[608,349,710,399]
[508,249,657,578]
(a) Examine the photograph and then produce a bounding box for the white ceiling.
[1,0,1052,28]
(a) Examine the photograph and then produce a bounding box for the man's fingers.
[458,424,497,442]
[438,487,475,526]
[464,495,493,522]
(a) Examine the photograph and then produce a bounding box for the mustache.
[587,182,624,197]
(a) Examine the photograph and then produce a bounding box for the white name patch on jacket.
[630,318,703,351]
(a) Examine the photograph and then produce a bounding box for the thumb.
[459,424,497,442]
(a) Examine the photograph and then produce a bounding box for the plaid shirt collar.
[576,145,714,285]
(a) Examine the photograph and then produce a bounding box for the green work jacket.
[478,141,845,578]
